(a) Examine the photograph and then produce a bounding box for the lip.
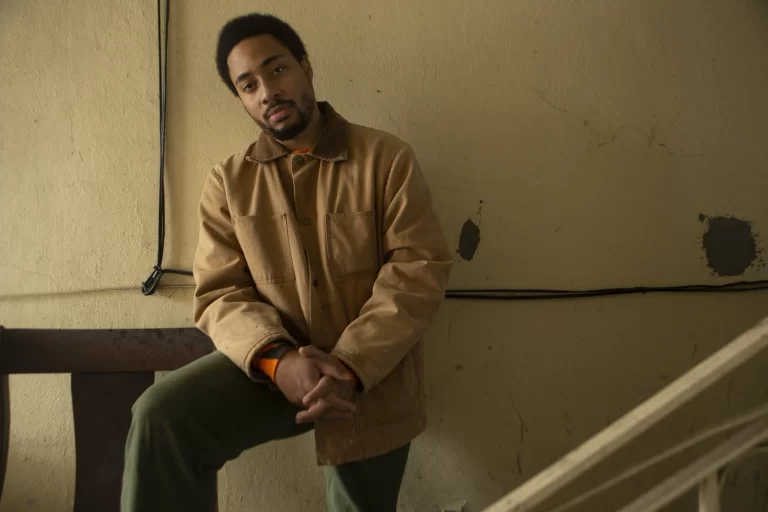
[267,105,293,122]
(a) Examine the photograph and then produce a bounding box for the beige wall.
[2,1,768,510]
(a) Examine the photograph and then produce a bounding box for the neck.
[280,103,323,152]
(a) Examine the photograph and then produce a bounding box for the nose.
[260,80,282,106]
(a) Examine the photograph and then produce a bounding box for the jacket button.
[294,155,305,165]
[312,278,319,287]
[302,218,311,226]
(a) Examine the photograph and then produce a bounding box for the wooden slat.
[71,372,155,512]
[483,316,768,512]
[0,328,214,374]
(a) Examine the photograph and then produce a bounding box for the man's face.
[227,35,316,141]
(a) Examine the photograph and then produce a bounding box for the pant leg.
[120,351,311,512]
[324,443,411,512]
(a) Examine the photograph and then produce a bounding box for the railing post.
[697,473,720,512]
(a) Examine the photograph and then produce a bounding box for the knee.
[131,381,178,429]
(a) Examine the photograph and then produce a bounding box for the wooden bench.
[0,326,215,511]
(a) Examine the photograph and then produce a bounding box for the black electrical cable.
[445,279,768,301]
[138,0,768,301]
[142,0,192,296]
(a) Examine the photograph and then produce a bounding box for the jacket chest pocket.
[233,214,295,284]
[325,210,379,282]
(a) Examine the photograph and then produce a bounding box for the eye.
[241,82,255,93]
[273,66,286,74]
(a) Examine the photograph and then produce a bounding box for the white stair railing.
[483,317,768,512]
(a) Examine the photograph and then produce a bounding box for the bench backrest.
[0,326,215,512]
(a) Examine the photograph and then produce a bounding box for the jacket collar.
[248,102,349,163]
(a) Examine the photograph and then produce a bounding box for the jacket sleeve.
[192,167,297,379]
[331,146,454,392]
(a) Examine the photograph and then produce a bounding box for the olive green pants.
[120,351,410,512]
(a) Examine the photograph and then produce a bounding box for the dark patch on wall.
[458,219,481,261]
[699,214,764,276]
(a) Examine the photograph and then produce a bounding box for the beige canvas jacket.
[192,102,453,465]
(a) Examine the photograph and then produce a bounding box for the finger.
[316,360,354,381]
[322,392,356,413]
[303,376,333,406]
[299,345,327,360]
[296,399,330,424]
[299,346,353,381]
[299,405,353,422]
[296,399,354,423]
[302,376,356,411]
[296,402,325,424]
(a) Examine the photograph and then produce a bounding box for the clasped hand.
[274,345,357,424]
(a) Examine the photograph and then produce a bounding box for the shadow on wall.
[0,449,74,511]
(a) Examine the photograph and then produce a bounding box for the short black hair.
[216,13,308,95]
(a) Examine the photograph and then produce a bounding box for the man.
[121,13,453,512]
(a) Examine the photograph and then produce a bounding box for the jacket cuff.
[243,333,297,381]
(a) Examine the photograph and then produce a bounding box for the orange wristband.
[255,342,293,381]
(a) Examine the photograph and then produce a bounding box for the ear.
[301,58,314,82]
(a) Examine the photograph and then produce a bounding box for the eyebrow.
[234,54,286,85]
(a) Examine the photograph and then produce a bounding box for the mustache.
[265,100,296,118]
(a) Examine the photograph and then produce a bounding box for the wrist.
[272,349,298,383]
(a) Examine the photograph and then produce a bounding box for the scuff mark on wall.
[647,126,657,146]
[699,214,764,276]
[596,134,618,148]
[510,396,529,442]
[562,410,574,434]
[457,219,481,261]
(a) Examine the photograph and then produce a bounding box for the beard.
[252,93,316,141]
